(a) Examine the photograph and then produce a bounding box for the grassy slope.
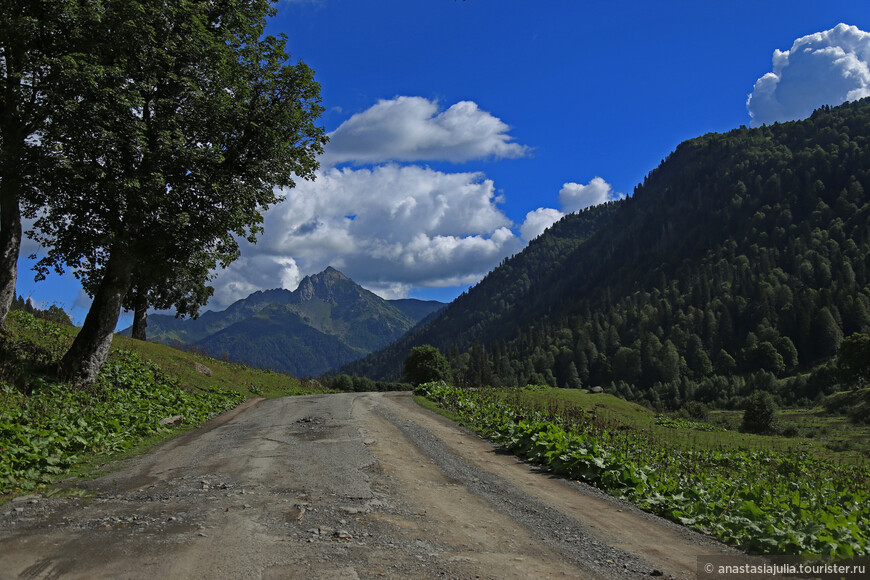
[111,328,326,399]
[512,387,870,464]
[415,383,870,464]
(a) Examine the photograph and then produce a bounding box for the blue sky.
[16,0,870,326]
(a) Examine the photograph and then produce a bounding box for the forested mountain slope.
[347,99,870,409]
[344,201,619,379]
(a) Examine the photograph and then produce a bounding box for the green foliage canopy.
[403,345,452,386]
[0,0,79,327]
[837,333,870,389]
[25,0,327,383]
[741,391,777,434]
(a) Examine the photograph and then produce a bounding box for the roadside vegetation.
[415,381,869,557]
[510,385,870,462]
[0,310,327,498]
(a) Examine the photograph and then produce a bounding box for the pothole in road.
[290,416,341,441]
[297,416,324,425]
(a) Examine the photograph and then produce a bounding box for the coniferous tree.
[742,391,777,434]
[813,307,843,360]
[837,333,870,389]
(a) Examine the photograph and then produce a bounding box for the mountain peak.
[296,267,356,303]
[298,266,350,284]
[320,266,349,279]
[124,266,446,376]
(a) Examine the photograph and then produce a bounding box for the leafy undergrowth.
[654,414,727,432]
[415,382,870,557]
[0,310,322,497]
[1,348,243,495]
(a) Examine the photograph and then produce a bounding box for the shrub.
[741,391,777,434]
[331,374,354,391]
[680,400,710,420]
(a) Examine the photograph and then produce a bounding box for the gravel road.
[0,392,740,579]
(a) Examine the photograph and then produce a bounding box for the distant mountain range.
[121,267,444,376]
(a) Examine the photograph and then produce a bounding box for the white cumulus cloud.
[210,255,303,307]
[747,23,870,126]
[208,165,524,306]
[519,177,623,242]
[559,177,623,213]
[322,96,530,166]
[520,207,565,241]
[204,95,536,307]
[20,218,44,256]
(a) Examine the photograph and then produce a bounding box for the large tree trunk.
[131,289,147,340]
[0,182,22,330]
[59,247,134,384]
[0,35,27,331]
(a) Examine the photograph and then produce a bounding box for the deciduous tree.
[124,245,224,341]
[403,345,452,386]
[0,0,72,328]
[30,0,326,383]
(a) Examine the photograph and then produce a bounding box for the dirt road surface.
[0,392,739,579]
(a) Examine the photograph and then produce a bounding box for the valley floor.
[1,392,748,579]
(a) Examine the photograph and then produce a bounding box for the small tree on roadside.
[741,391,777,434]
[403,345,452,386]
